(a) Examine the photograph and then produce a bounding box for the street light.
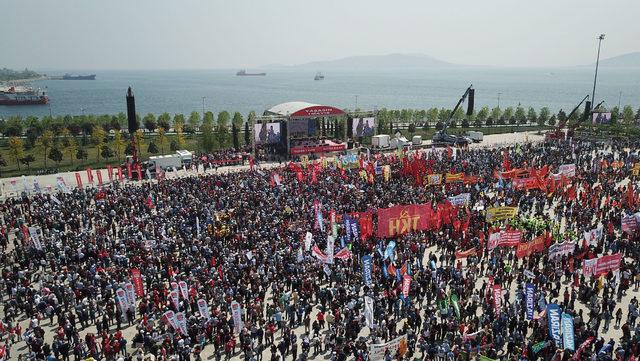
[591,34,605,108]
[202,97,206,119]
[498,93,501,108]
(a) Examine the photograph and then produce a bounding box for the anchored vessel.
[0,86,48,105]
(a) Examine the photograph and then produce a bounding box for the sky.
[1,0,639,70]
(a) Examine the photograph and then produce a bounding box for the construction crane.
[545,95,590,141]
[432,85,473,146]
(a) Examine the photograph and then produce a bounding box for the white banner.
[197,299,210,319]
[559,163,576,177]
[368,335,408,360]
[305,232,313,251]
[178,281,189,300]
[548,241,576,260]
[170,290,180,310]
[448,193,471,206]
[325,235,335,264]
[28,226,42,250]
[115,288,130,320]
[175,312,188,335]
[231,301,243,333]
[364,296,374,329]
[163,310,178,331]
[124,283,136,310]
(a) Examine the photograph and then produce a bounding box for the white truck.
[148,150,193,170]
[371,134,390,149]
[412,135,422,146]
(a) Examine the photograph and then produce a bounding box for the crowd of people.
[0,137,639,361]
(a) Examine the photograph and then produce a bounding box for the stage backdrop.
[254,122,281,144]
[352,117,375,137]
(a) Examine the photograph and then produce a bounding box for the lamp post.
[591,34,605,108]
[202,97,206,119]
[355,95,358,111]
[498,93,501,108]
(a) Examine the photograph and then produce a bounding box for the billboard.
[289,119,309,138]
[254,122,281,144]
[352,117,375,137]
[592,112,612,124]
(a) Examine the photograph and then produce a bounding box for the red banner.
[290,144,347,155]
[377,203,434,238]
[493,284,502,315]
[516,236,545,258]
[107,165,113,182]
[75,172,83,188]
[402,275,412,298]
[96,170,103,186]
[583,253,622,277]
[136,164,142,181]
[131,268,145,297]
[86,167,94,183]
[500,230,523,246]
[455,247,477,259]
[117,166,124,181]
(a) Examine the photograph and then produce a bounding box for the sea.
[1,67,639,119]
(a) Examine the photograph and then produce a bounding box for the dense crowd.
[0,138,639,361]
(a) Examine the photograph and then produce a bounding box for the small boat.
[314,72,324,80]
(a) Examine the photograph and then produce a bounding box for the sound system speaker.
[467,88,475,116]
[347,140,354,149]
[584,100,592,116]
[126,87,138,134]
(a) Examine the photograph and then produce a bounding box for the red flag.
[626,183,634,208]
[136,164,142,181]
[96,170,103,186]
[127,163,132,179]
[131,268,145,297]
[107,165,113,182]
[86,167,94,183]
[249,156,254,171]
[117,166,124,181]
[75,172,83,188]
[503,149,511,171]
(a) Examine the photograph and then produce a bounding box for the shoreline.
[0,75,50,85]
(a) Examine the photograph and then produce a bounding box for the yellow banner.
[485,206,518,222]
[632,163,640,176]
[445,172,464,183]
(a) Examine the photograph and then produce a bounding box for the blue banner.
[384,241,396,260]
[547,303,562,348]
[525,283,535,320]
[350,221,360,241]
[562,313,575,351]
[344,216,352,241]
[362,255,373,286]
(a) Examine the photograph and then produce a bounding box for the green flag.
[532,341,547,354]
[450,293,461,319]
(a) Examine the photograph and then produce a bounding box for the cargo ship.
[63,73,96,80]
[236,69,266,76]
[314,72,324,80]
[0,86,48,105]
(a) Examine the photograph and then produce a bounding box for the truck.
[412,135,422,146]
[465,131,483,143]
[390,137,411,149]
[371,134,390,149]
[148,150,193,170]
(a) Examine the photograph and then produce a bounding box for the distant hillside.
[0,68,41,81]
[597,52,640,67]
[270,53,456,71]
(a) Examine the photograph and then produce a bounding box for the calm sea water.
[1,67,639,119]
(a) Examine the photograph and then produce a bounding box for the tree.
[503,107,514,121]
[232,112,244,130]
[113,130,127,161]
[232,123,240,150]
[76,148,88,164]
[452,107,465,121]
[147,141,159,154]
[4,116,24,137]
[217,111,231,148]
[244,120,250,146]
[49,147,63,165]
[143,113,157,133]
[557,110,567,125]
[476,107,489,123]
[8,136,24,170]
[158,112,172,130]
[156,127,168,154]
[486,117,494,127]
[548,115,557,126]
[20,155,35,170]
[408,122,416,135]
[64,134,78,165]
[170,140,178,151]
[173,113,186,130]
[101,145,114,160]
[188,111,201,133]
[538,107,550,126]
[611,106,620,124]
[438,108,451,123]
[0,155,6,177]
[91,126,107,161]
[202,111,214,128]
[36,130,55,168]
[426,108,438,127]
[622,105,635,124]
[515,106,526,125]
[175,123,186,149]
[490,107,502,123]
[461,119,470,128]
[134,129,145,155]
[199,123,216,152]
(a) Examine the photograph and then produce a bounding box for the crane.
[432,85,473,146]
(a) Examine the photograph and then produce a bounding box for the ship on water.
[63,73,96,80]
[314,72,324,80]
[236,69,266,76]
[0,86,48,105]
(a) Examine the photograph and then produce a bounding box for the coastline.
[0,75,50,85]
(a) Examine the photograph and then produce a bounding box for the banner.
[197,299,210,319]
[124,283,136,310]
[311,244,328,263]
[96,170,103,186]
[485,206,517,222]
[525,283,535,320]
[402,275,411,298]
[516,236,545,258]
[622,215,638,234]
[547,303,562,348]
[163,310,178,331]
[492,284,501,315]
[117,166,124,181]
[325,236,335,264]
[558,163,576,177]
[178,281,189,300]
[362,255,373,286]
[334,247,352,260]
[131,268,144,297]
[170,290,180,310]
[489,230,523,250]
[175,312,188,336]
[562,313,575,351]
[426,174,442,186]
[115,288,130,318]
[384,240,396,260]
[28,226,42,250]
[377,203,434,238]
[448,193,471,206]
[572,337,595,361]
[455,247,476,259]
[445,172,464,183]
[450,294,460,319]
[368,335,408,360]
[86,168,94,183]
[582,253,622,277]
[548,241,576,260]
[304,232,313,251]
[364,296,374,328]
[107,165,113,182]
[56,177,71,193]
[75,172,83,188]
[231,301,243,333]
[583,225,603,246]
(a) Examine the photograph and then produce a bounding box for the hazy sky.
[2,0,639,70]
